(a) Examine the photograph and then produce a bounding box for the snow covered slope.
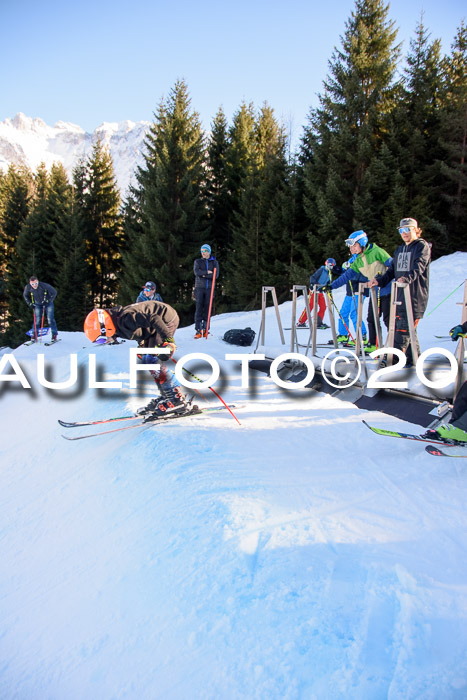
[0,253,466,699]
[0,113,150,195]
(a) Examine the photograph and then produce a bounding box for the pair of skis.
[59,404,239,440]
[362,420,467,458]
[24,338,61,347]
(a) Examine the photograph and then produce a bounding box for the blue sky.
[1,0,465,143]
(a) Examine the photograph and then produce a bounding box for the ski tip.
[425,444,445,457]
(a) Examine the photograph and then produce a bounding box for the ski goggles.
[143,286,154,292]
[398,226,413,234]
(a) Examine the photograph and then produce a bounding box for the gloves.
[138,337,176,363]
[450,325,465,341]
[158,337,176,361]
[318,283,332,293]
[162,338,176,359]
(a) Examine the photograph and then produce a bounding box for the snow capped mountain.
[0,113,151,195]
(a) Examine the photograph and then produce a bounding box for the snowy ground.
[0,253,466,699]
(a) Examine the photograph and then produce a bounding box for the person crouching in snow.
[83,301,190,420]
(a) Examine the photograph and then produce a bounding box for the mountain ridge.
[0,112,151,195]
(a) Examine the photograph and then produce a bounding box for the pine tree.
[121,80,208,323]
[225,102,256,219]
[82,138,123,307]
[300,0,400,257]
[16,163,53,282]
[118,185,149,305]
[394,19,447,252]
[228,104,292,308]
[206,107,231,265]
[440,21,467,251]
[0,166,33,346]
[49,163,88,329]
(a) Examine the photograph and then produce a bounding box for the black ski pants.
[367,293,390,346]
[194,287,213,331]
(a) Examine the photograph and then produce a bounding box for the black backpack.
[222,327,256,346]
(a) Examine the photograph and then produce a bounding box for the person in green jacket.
[319,230,393,351]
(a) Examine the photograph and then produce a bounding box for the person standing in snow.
[193,244,219,338]
[318,231,393,352]
[83,301,190,419]
[136,281,163,303]
[368,218,430,366]
[297,258,342,328]
[335,255,368,344]
[23,275,58,342]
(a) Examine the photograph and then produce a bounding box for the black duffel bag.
[222,327,256,346]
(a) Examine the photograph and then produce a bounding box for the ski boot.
[139,387,193,422]
[434,423,467,444]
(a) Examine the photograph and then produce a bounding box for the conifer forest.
[1,0,466,347]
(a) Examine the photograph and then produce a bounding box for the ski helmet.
[143,281,156,291]
[325,258,336,270]
[83,309,116,344]
[345,230,368,248]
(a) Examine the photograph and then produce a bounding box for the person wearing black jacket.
[83,301,189,419]
[23,276,58,341]
[368,218,431,365]
[193,244,219,338]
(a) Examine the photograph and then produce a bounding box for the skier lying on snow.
[83,301,190,420]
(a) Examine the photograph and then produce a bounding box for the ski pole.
[40,305,45,344]
[349,280,360,335]
[325,289,355,343]
[425,280,464,317]
[170,356,241,425]
[32,307,38,343]
[205,267,217,339]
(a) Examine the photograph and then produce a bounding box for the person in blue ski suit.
[319,231,393,351]
[136,281,163,303]
[336,255,368,343]
[193,244,219,338]
[23,276,58,341]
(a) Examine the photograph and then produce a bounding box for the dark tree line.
[1,0,466,347]
[0,139,122,346]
